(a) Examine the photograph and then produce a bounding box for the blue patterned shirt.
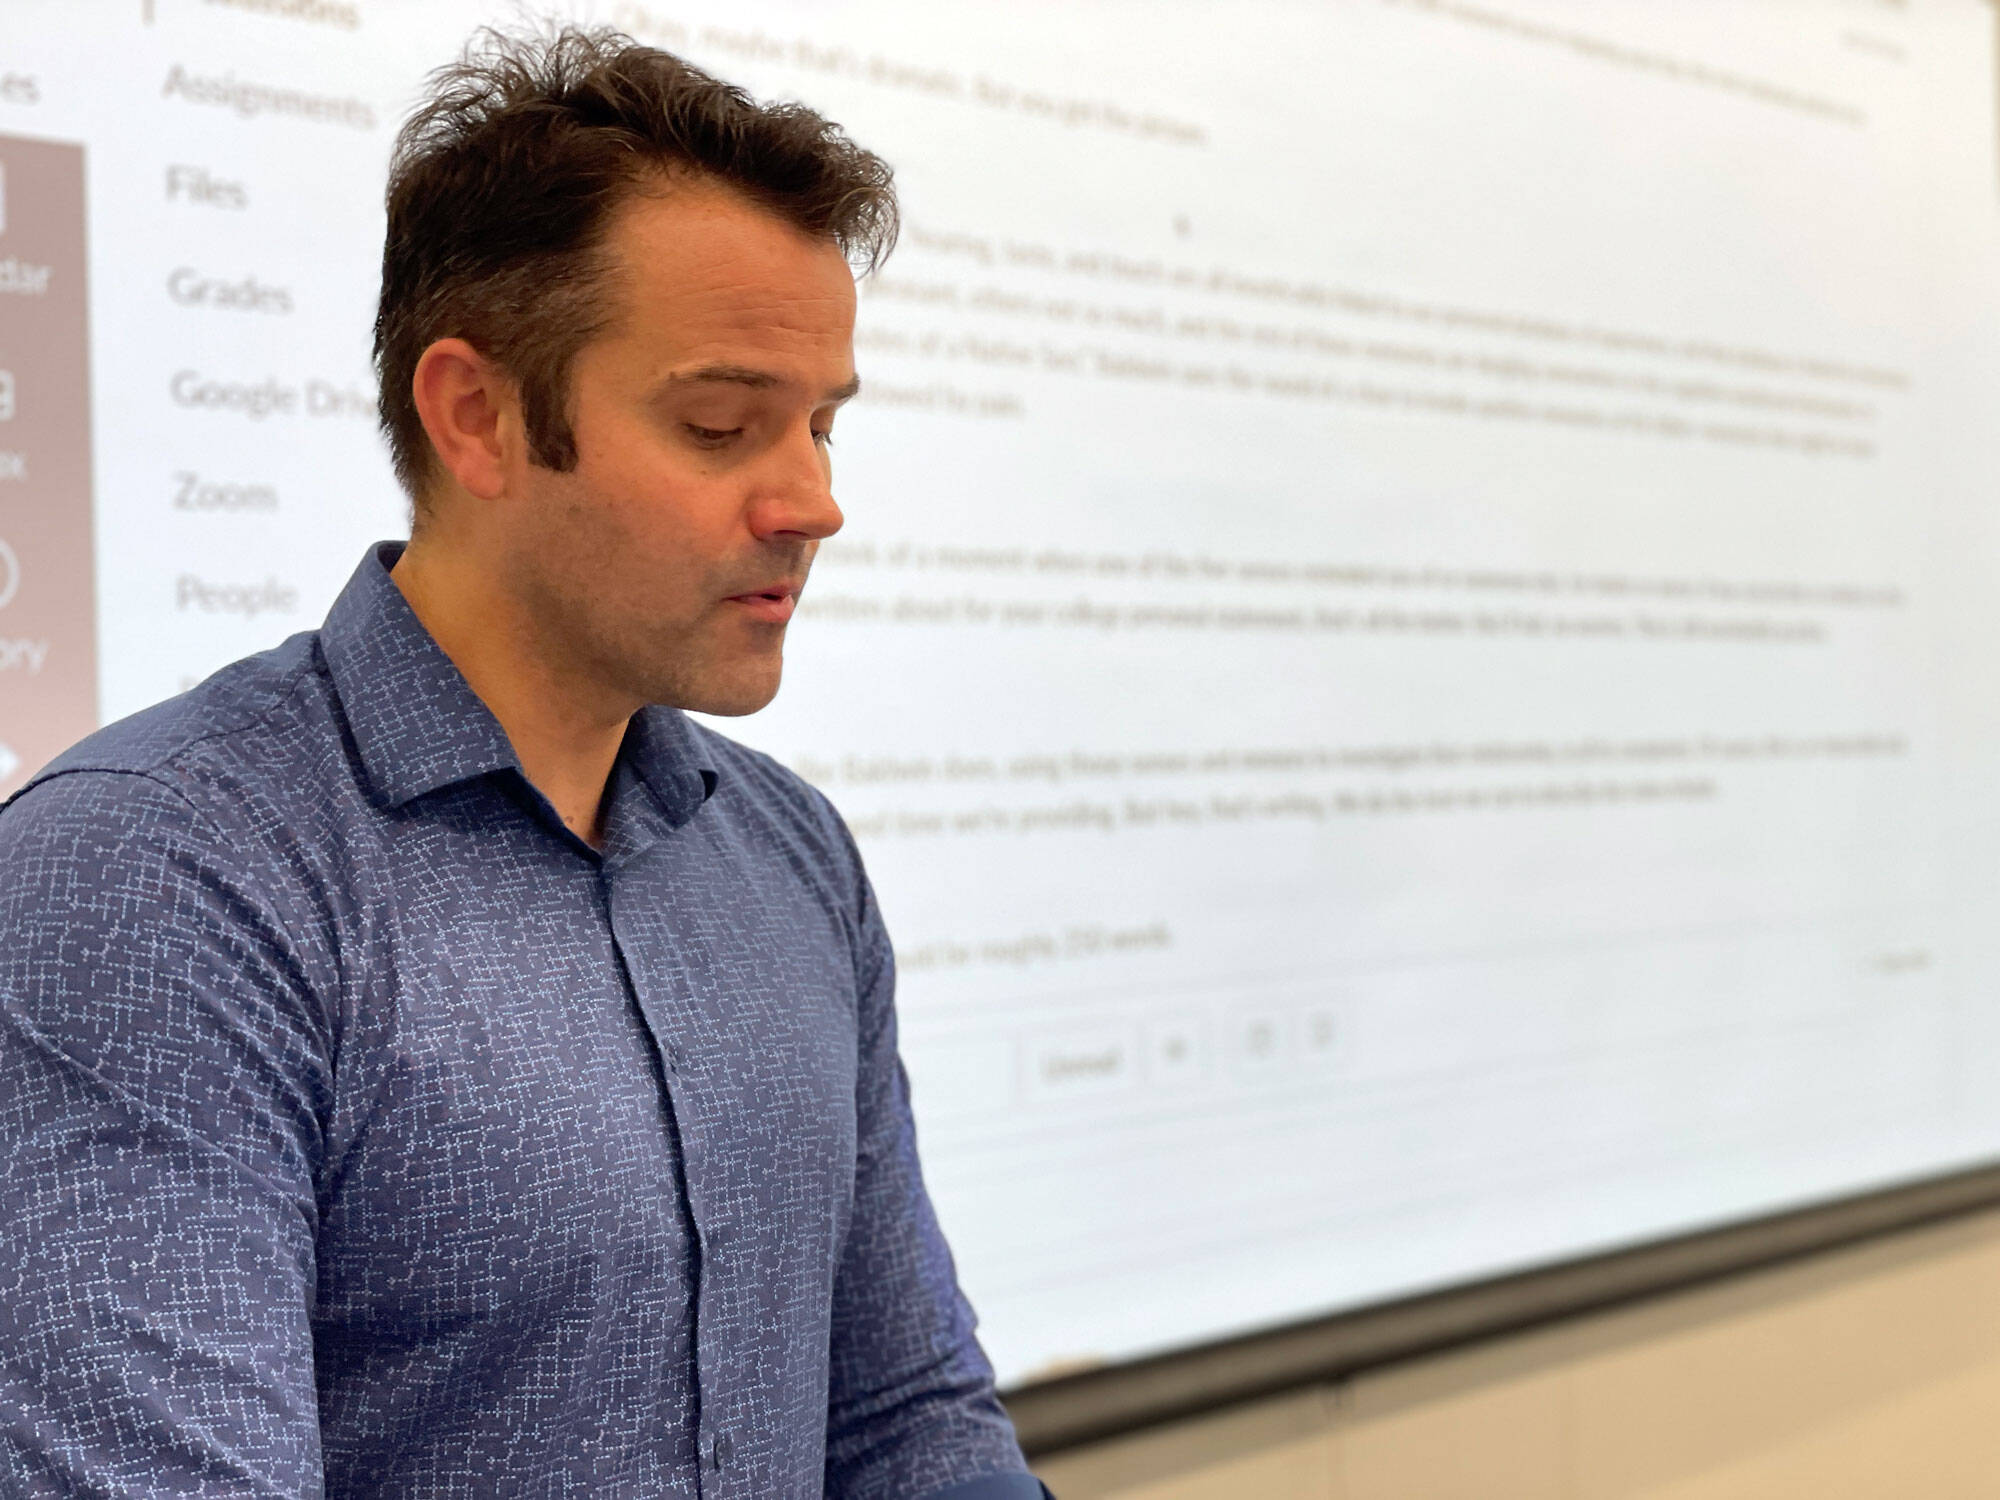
[0,544,1045,1500]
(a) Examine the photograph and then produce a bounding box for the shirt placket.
[602,854,748,1498]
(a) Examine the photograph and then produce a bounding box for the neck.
[390,534,632,849]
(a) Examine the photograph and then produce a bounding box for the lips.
[724,583,800,625]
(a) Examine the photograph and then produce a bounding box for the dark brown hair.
[373,25,898,500]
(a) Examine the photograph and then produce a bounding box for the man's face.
[503,178,858,717]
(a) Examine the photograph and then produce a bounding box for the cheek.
[566,455,735,583]
[562,400,744,576]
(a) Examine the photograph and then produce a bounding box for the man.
[0,26,1048,1500]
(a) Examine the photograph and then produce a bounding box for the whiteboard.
[5,0,2000,1388]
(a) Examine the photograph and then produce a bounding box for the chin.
[666,662,784,717]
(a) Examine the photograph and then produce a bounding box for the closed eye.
[685,424,742,446]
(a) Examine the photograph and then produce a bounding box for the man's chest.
[311,809,863,1348]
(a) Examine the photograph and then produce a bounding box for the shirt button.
[664,1042,686,1073]
[710,1431,734,1469]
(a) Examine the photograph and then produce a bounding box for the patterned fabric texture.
[0,543,1043,1500]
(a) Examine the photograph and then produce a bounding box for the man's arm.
[820,824,1050,1500]
[0,771,331,1498]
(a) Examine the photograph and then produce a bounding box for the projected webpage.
[5,0,2000,1386]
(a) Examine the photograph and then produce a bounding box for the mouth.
[723,582,801,625]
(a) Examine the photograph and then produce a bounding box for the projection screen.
[5,0,2000,1393]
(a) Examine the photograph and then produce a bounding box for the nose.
[747,422,844,543]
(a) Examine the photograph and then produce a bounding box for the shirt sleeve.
[0,770,332,1498]
[820,821,1048,1500]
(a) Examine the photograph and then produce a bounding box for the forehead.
[597,177,857,366]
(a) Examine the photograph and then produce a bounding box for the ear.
[410,338,517,502]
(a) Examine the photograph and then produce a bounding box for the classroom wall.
[1033,1205,2000,1498]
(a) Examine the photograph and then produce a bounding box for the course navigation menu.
[0,134,93,799]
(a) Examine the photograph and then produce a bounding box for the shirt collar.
[620,698,721,829]
[320,542,718,825]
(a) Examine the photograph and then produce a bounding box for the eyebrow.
[664,363,861,403]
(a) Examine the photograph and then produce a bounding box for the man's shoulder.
[3,629,337,835]
[692,724,816,804]
[683,720,865,869]
[688,720,828,812]
[681,721,889,977]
